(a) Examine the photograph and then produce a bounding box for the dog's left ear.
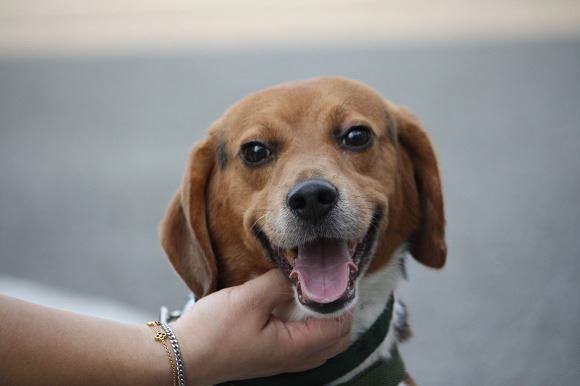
[394,107,447,268]
[159,138,218,298]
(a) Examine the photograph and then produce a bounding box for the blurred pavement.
[0,275,149,323]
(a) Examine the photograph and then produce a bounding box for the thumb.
[240,269,294,313]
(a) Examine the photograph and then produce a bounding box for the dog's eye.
[341,126,373,150]
[240,141,272,166]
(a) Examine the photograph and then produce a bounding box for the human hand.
[171,269,352,386]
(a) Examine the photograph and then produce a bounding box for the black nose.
[287,179,339,222]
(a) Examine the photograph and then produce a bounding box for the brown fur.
[160,77,445,296]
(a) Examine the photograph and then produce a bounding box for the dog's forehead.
[218,78,388,136]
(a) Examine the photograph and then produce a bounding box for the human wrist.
[171,318,226,386]
[132,324,175,386]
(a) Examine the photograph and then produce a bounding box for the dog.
[160,77,446,386]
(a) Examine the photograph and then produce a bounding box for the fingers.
[240,269,294,312]
[303,313,352,346]
[285,312,352,354]
[288,336,351,373]
[280,313,353,373]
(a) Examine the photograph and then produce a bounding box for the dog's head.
[161,77,446,316]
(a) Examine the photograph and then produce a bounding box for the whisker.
[250,213,269,231]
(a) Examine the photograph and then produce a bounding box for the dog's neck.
[350,246,406,339]
[329,247,406,385]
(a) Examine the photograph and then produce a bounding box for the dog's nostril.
[286,179,339,221]
[288,195,306,211]
[318,190,336,205]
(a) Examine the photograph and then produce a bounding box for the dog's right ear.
[394,107,447,269]
[160,139,217,298]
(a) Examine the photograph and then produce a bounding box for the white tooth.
[285,248,297,260]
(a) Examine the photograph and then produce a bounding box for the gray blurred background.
[1,1,579,385]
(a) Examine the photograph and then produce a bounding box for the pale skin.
[0,270,352,386]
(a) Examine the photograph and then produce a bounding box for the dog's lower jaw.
[272,245,408,385]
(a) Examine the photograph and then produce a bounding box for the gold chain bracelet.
[147,321,178,386]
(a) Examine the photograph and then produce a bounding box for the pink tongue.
[290,239,356,304]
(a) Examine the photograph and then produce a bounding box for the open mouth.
[253,210,382,314]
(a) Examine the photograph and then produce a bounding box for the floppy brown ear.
[160,139,218,298]
[395,107,447,268]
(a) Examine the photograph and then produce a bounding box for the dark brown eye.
[240,141,272,166]
[341,126,373,150]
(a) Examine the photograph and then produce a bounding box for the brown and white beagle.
[160,77,446,386]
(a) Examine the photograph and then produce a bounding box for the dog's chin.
[253,209,382,316]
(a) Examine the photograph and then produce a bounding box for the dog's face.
[161,77,446,316]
